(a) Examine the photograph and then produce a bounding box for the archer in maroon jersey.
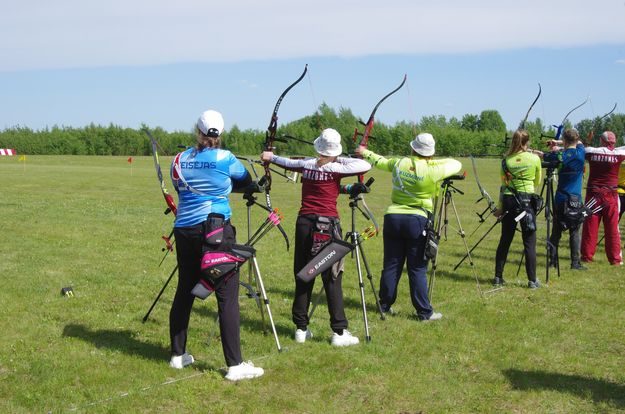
[261,128,371,346]
[581,131,625,265]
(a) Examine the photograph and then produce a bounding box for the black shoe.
[492,277,505,286]
[528,280,540,289]
[570,263,587,270]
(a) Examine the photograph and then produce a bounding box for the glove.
[233,179,265,194]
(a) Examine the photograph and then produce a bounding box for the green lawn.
[0,155,623,413]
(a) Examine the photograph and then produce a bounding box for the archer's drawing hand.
[546,140,563,151]
[260,151,274,162]
[354,145,367,157]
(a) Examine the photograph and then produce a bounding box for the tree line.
[1,103,623,157]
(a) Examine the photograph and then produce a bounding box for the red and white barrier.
[0,149,16,156]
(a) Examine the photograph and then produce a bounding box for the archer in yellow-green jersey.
[355,133,461,322]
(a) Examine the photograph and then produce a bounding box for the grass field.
[1,155,624,413]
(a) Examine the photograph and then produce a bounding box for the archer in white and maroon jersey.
[268,156,371,218]
[581,131,625,265]
[260,128,371,347]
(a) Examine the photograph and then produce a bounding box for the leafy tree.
[461,114,479,131]
[478,110,506,132]
[1,106,622,157]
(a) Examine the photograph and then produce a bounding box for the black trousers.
[495,195,537,282]
[170,222,242,367]
[549,202,582,266]
[292,215,348,333]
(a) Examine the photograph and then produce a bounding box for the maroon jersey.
[270,156,371,217]
[585,146,625,191]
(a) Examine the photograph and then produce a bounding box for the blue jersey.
[171,147,248,227]
[544,143,585,204]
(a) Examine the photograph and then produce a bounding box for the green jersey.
[362,149,462,217]
[499,151,542,208]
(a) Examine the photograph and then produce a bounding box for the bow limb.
[354,74,407,187]
[263,65,308,197]
[561,97,589,126]
[354,74,407,149]
[245,197,290,251]
[519,83,541,130]
[144,128,178,263]
[145,129,177,216]
[586,102,617,144]
[261,65,308,249]
[599,102,618,121]
[554,97,589,139]
[470,155,496,214]
[359,195,379,234]
[350,75,406,235]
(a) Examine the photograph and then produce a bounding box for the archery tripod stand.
[141,190,283,352]
[308,186,384,343]
[514,162,560,284]
[428,175,488,301]
[239,190,284,352]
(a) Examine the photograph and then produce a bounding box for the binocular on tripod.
[542,160,561,170]
[344,177,374,198]
[442,173,466,184]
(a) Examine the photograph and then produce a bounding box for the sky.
[1,0,625,134]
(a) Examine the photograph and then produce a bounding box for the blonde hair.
[196,128,221,150]
[562,128,579,145]
[505,129,530,157]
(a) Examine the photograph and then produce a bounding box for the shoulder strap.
[501,158,514,179]
[392,157,419,198]
[173,152,209,196]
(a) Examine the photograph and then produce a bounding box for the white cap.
[313,128,343,156]
[410,133,435,157]
[600,131,616,145]
[197,110,224,137]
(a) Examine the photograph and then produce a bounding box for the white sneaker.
[225,361,264,381]
[424,312,443,322]
[169,352,194,369]
[331,330,359,347]
[294,328,313,343]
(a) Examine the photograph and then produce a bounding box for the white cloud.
[1,0,625,71]
[616,59,625,65]
[239,80,258,89]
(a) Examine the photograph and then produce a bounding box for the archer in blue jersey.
[168,109,263,382]
[171,146,249,227]
[543,128,586,270]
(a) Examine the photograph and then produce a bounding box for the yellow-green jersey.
[618,163,625,195]
[361,149,462,218]
[499,151,542,209]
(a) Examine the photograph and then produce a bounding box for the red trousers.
[581,191,623,265]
